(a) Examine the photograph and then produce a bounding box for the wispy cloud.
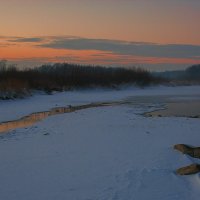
[38,37,200,59]
[9,37,44,43]
[1,35,200,70]
[2,35,200,60]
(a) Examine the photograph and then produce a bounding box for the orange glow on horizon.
[1,44,200,67]
[1,36,200,70]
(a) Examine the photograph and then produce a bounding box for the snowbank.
[0,85,200,200]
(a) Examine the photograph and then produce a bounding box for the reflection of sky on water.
[0,102,114,134]
[126,94,200,118]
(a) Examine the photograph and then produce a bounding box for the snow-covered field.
[0,86,200,200]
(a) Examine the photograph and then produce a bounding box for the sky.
[0,0,200,71]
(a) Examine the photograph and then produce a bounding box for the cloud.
[9,37,44,43]
[2,35,200,70]
[4,35,200,60]
[39,37,200,59]
[0,42,17,47]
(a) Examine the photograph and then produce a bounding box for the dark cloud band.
[38,37,200,59]
[9,37,44,43]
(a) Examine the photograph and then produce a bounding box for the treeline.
[0,61,159,99]
[152,64,200,84]
[185,64,200,80]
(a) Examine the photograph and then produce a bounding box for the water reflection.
[145,101,200,118]
[126,94,200,118]
[0,102,117,133]
[0,111,50,133]
[1,95,199,134]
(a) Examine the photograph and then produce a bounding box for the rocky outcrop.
[176,164,200,175]
[174,144,200,158]
[174,144,200,175]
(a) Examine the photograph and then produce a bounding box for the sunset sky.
[1,0,200,71]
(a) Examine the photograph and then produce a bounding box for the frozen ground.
[0,86,200,200]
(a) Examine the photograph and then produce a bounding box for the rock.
[174,144,200,158]
[174,144,194,156]
[193,148,200,158]
[176,164,200,175]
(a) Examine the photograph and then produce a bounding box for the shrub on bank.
[0,61,159,99]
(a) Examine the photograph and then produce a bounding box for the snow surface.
[0,86,200,200]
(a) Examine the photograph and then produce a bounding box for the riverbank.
[0,85,200,200]
[1,85,200,122]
